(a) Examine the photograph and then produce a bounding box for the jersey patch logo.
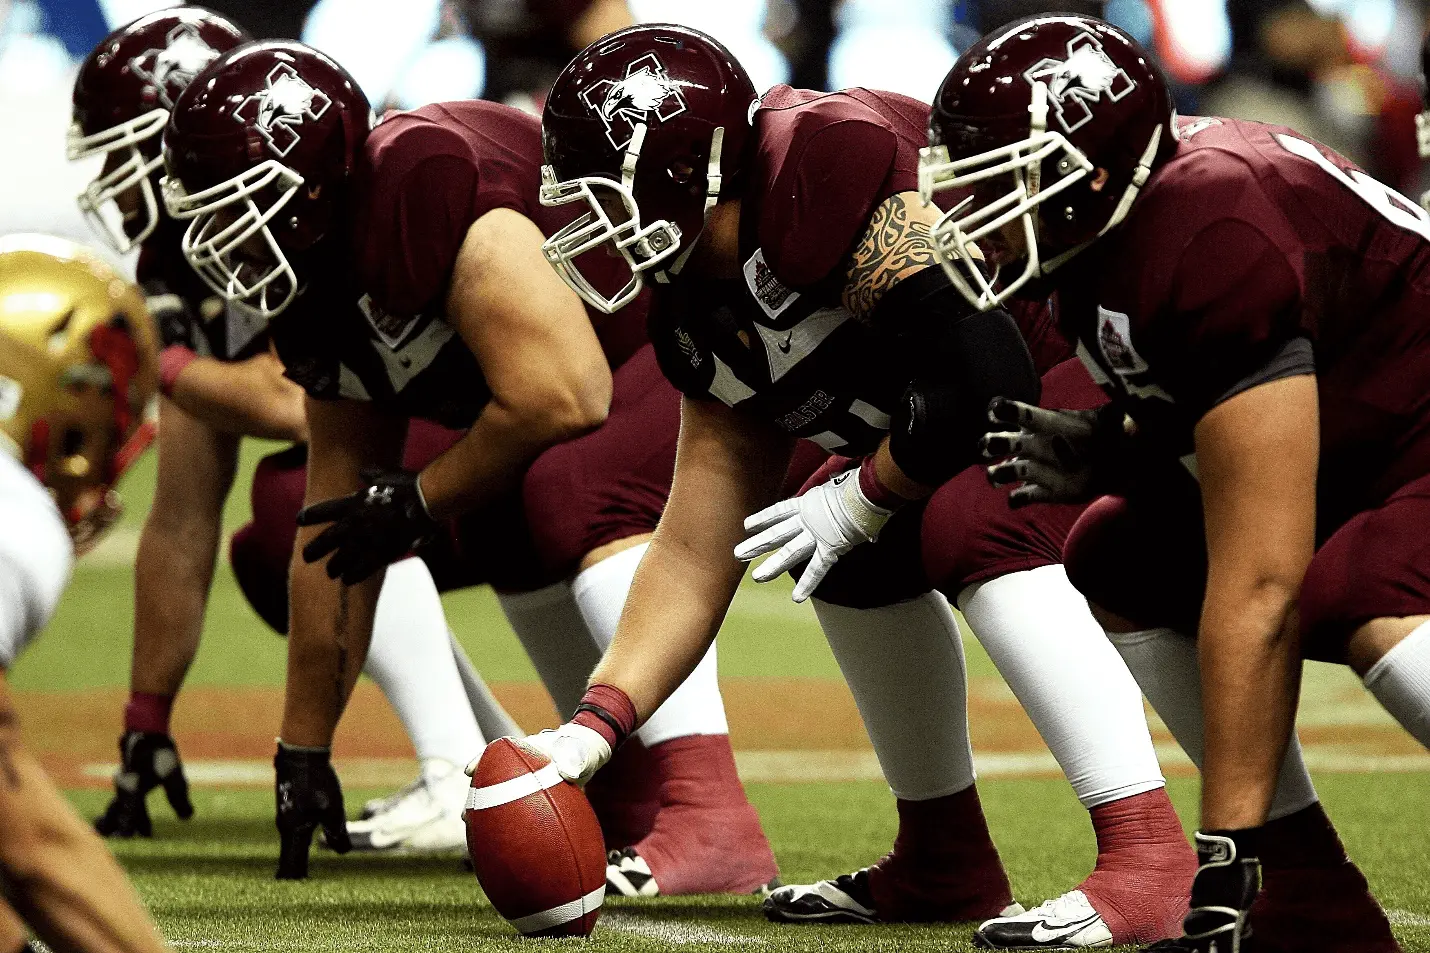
[1095,307,1146,375]
[1096,307,1175,403]
[129,24,221,109]
[742,249,799,322]
[582,53,688,151]
[357,294,423,350]
[233,62,332,159]
[1023,32,1135,134]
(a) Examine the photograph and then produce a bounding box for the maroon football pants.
[798,358,1107,608]
[229,345,682,633]
[1063,467,1430,663]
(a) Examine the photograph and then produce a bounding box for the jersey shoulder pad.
[648,301,717,400]
[753,90,901,288]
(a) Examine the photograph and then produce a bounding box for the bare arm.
[0,675,167,953]
[130,397,240,697]
[841,191,948,499]
[1194,373,1318,829]
[417,208,613,519]
[280,396,405,747]
[167,350,308,444]
[592,398,793,720]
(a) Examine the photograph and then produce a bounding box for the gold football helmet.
[0,235,159,551]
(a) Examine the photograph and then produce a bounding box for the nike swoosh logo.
[778,332,793,353]
[1029,914,1101,944]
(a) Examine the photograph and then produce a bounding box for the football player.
[69,8,520,853]
[158,41,775,891]
[529,24,1199,946]
[929,14,1423,952]
[0,235,168,953]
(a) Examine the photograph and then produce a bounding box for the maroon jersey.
[273,100,648,429]
[650,86,1062,456]
[138,217,268,361]
[1054,116,1430,528]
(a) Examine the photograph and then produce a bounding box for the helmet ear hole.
[668,157,696,186]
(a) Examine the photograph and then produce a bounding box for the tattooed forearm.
[841,192,941,320]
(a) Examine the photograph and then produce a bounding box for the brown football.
[464,737,606,937]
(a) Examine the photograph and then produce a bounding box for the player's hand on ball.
[735,466,892,603]
[274,743,351,880]
[981,399,1133,507]
[297,468,439,585]
[482,724,611,787]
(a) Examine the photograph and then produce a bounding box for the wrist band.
[858,455,910,510]
[571,683,638,750]
[158,344,198,397]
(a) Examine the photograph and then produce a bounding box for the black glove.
[981,398,1135,508]
[297,468,438,585]
[274,742,351,880]
[142,282,200,352]
[94,731,193,838]
[1142,829,1261,953]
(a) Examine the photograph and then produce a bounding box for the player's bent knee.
[1064,493,1204,633]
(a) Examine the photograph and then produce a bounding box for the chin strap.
[1041,122,1165,276]
[657,124,726,282]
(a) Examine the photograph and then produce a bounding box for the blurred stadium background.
[5,0,1429,264]
[5,1,1430,949]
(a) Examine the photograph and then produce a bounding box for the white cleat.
[975,890,1114,949]
[345,758,469,853]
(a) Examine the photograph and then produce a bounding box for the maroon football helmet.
[160,41,372,320]
[69,7,250,254]
[539,24,759,313]
[919,15,1176,309]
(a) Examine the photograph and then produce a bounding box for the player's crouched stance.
[160,41,772,888]
[522,22,1192,945]
[0,236,168,953]
[937,14,1418,953]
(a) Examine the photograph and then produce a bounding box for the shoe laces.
[1028,890,1093,924]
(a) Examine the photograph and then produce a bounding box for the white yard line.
[1388,909,1430,929]
[82,743,1430,791]
[601,912,767,947]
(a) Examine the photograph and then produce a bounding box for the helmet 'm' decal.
[1023,33,1135,134]
[129,23,221,109]
[233,63,333,158]
[581,53,688,151]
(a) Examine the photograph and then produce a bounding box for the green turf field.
[15,438,1430,950]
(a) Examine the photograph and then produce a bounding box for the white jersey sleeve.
[0,453,73,668]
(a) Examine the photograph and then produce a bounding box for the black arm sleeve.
[878,267,1041,486]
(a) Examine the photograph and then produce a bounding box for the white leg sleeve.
[497,581,600,719]
[0,455,72,667]
[813,593,976,801]
[447,631,521,741]
[572,543,729,746]
[958,565,1165,808]
[1106,626,1319,820]
[365,557,483,765]
[1362,620,1430,749]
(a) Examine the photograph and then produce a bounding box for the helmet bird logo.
[129,24,221,108]
[582,53,688,150]
[233,63,333,158]
[1022,33,1135,134]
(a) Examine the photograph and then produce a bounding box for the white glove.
[505,723,612,787]
[734,466,893,604]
